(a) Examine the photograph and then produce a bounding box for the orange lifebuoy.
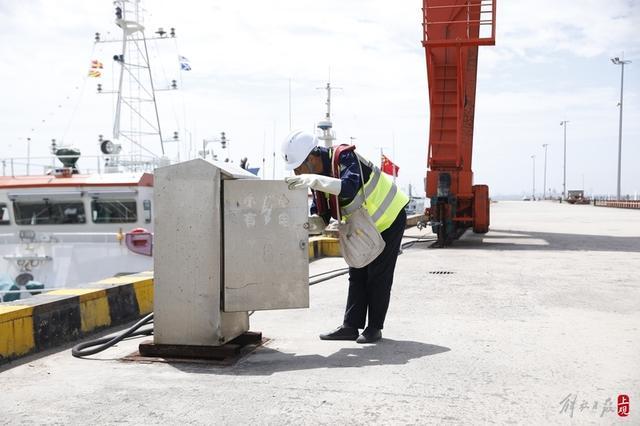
[125,228,153,255]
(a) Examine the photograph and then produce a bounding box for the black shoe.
[319,325,359,341]
[356,326,382,344]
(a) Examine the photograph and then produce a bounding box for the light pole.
[560,120,569,199]
[611,56,631,200]
[542,144,548,200]
[200,132,229,161]
[531,155,536,200]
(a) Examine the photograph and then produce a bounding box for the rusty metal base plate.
[123,331,266,366]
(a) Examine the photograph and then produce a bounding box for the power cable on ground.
[72,313,153,358]
[71,233,435,358]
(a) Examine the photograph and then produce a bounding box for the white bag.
[336,155,385,268]
[338,206,385,268]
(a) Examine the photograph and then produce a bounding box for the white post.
[563,123,566,199]
[392,132,396,183]
[560,120,569,199]
[611,58,631,200]
[262,129,266,179]
[531,155,536,200]
[272,122,276,179]
[26,137,31,175]
[542,144,548,200]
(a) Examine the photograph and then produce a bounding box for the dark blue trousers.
[343,208,406,330]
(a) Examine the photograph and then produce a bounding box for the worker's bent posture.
[282,130,409,343]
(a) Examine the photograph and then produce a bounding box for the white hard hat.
[281,130,318,171]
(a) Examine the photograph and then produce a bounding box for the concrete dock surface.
[1,201,639,425]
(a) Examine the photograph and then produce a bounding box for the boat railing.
[0,154,164,177]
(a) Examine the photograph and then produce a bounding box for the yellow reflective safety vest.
[330,146,409,233]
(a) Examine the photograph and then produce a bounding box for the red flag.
[381,154,399,176]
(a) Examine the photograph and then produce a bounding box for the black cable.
[309,267,349,279]
[402,235,433,240]
[310,270,350,286]
[72,313,154,358]
[71,237,434,358]
[401,238,436,250]
[309,237,435,285]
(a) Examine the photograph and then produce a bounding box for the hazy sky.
[0,0,638,198]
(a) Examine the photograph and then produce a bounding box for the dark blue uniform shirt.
[310,146,372,220]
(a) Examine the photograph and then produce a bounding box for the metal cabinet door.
[223,180,309,312]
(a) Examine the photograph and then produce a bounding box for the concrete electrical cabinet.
[153,159,309,347]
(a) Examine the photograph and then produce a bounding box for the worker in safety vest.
[282,130,409,343]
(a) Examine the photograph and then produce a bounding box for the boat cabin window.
[13,201,86,225]
[0,203,9,225]
[91,199,137,223]
[143,199,151,223]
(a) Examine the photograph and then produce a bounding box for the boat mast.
[316,80,341,148]
[95,0,178,170]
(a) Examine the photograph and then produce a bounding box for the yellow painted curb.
[320,238,341,257]
[0,306,35,358]
[80,296,111,332]
[132,279,154,314]
[48,289,111,332]
[49,288,104,301]
[93,275,154,286]
[310,236,341,258]
[0,305,33,322]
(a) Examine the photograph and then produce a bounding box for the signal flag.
[381,154,399,176]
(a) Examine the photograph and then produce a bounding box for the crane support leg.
[422,0,496,246]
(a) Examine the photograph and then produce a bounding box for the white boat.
[405,196,426,216]
[0,0,179,301]
[0,170,154,297]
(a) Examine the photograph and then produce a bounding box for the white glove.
[285,174,342,195]
[325,218,340,231]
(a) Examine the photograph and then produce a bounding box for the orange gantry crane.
[422,0,496,246]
